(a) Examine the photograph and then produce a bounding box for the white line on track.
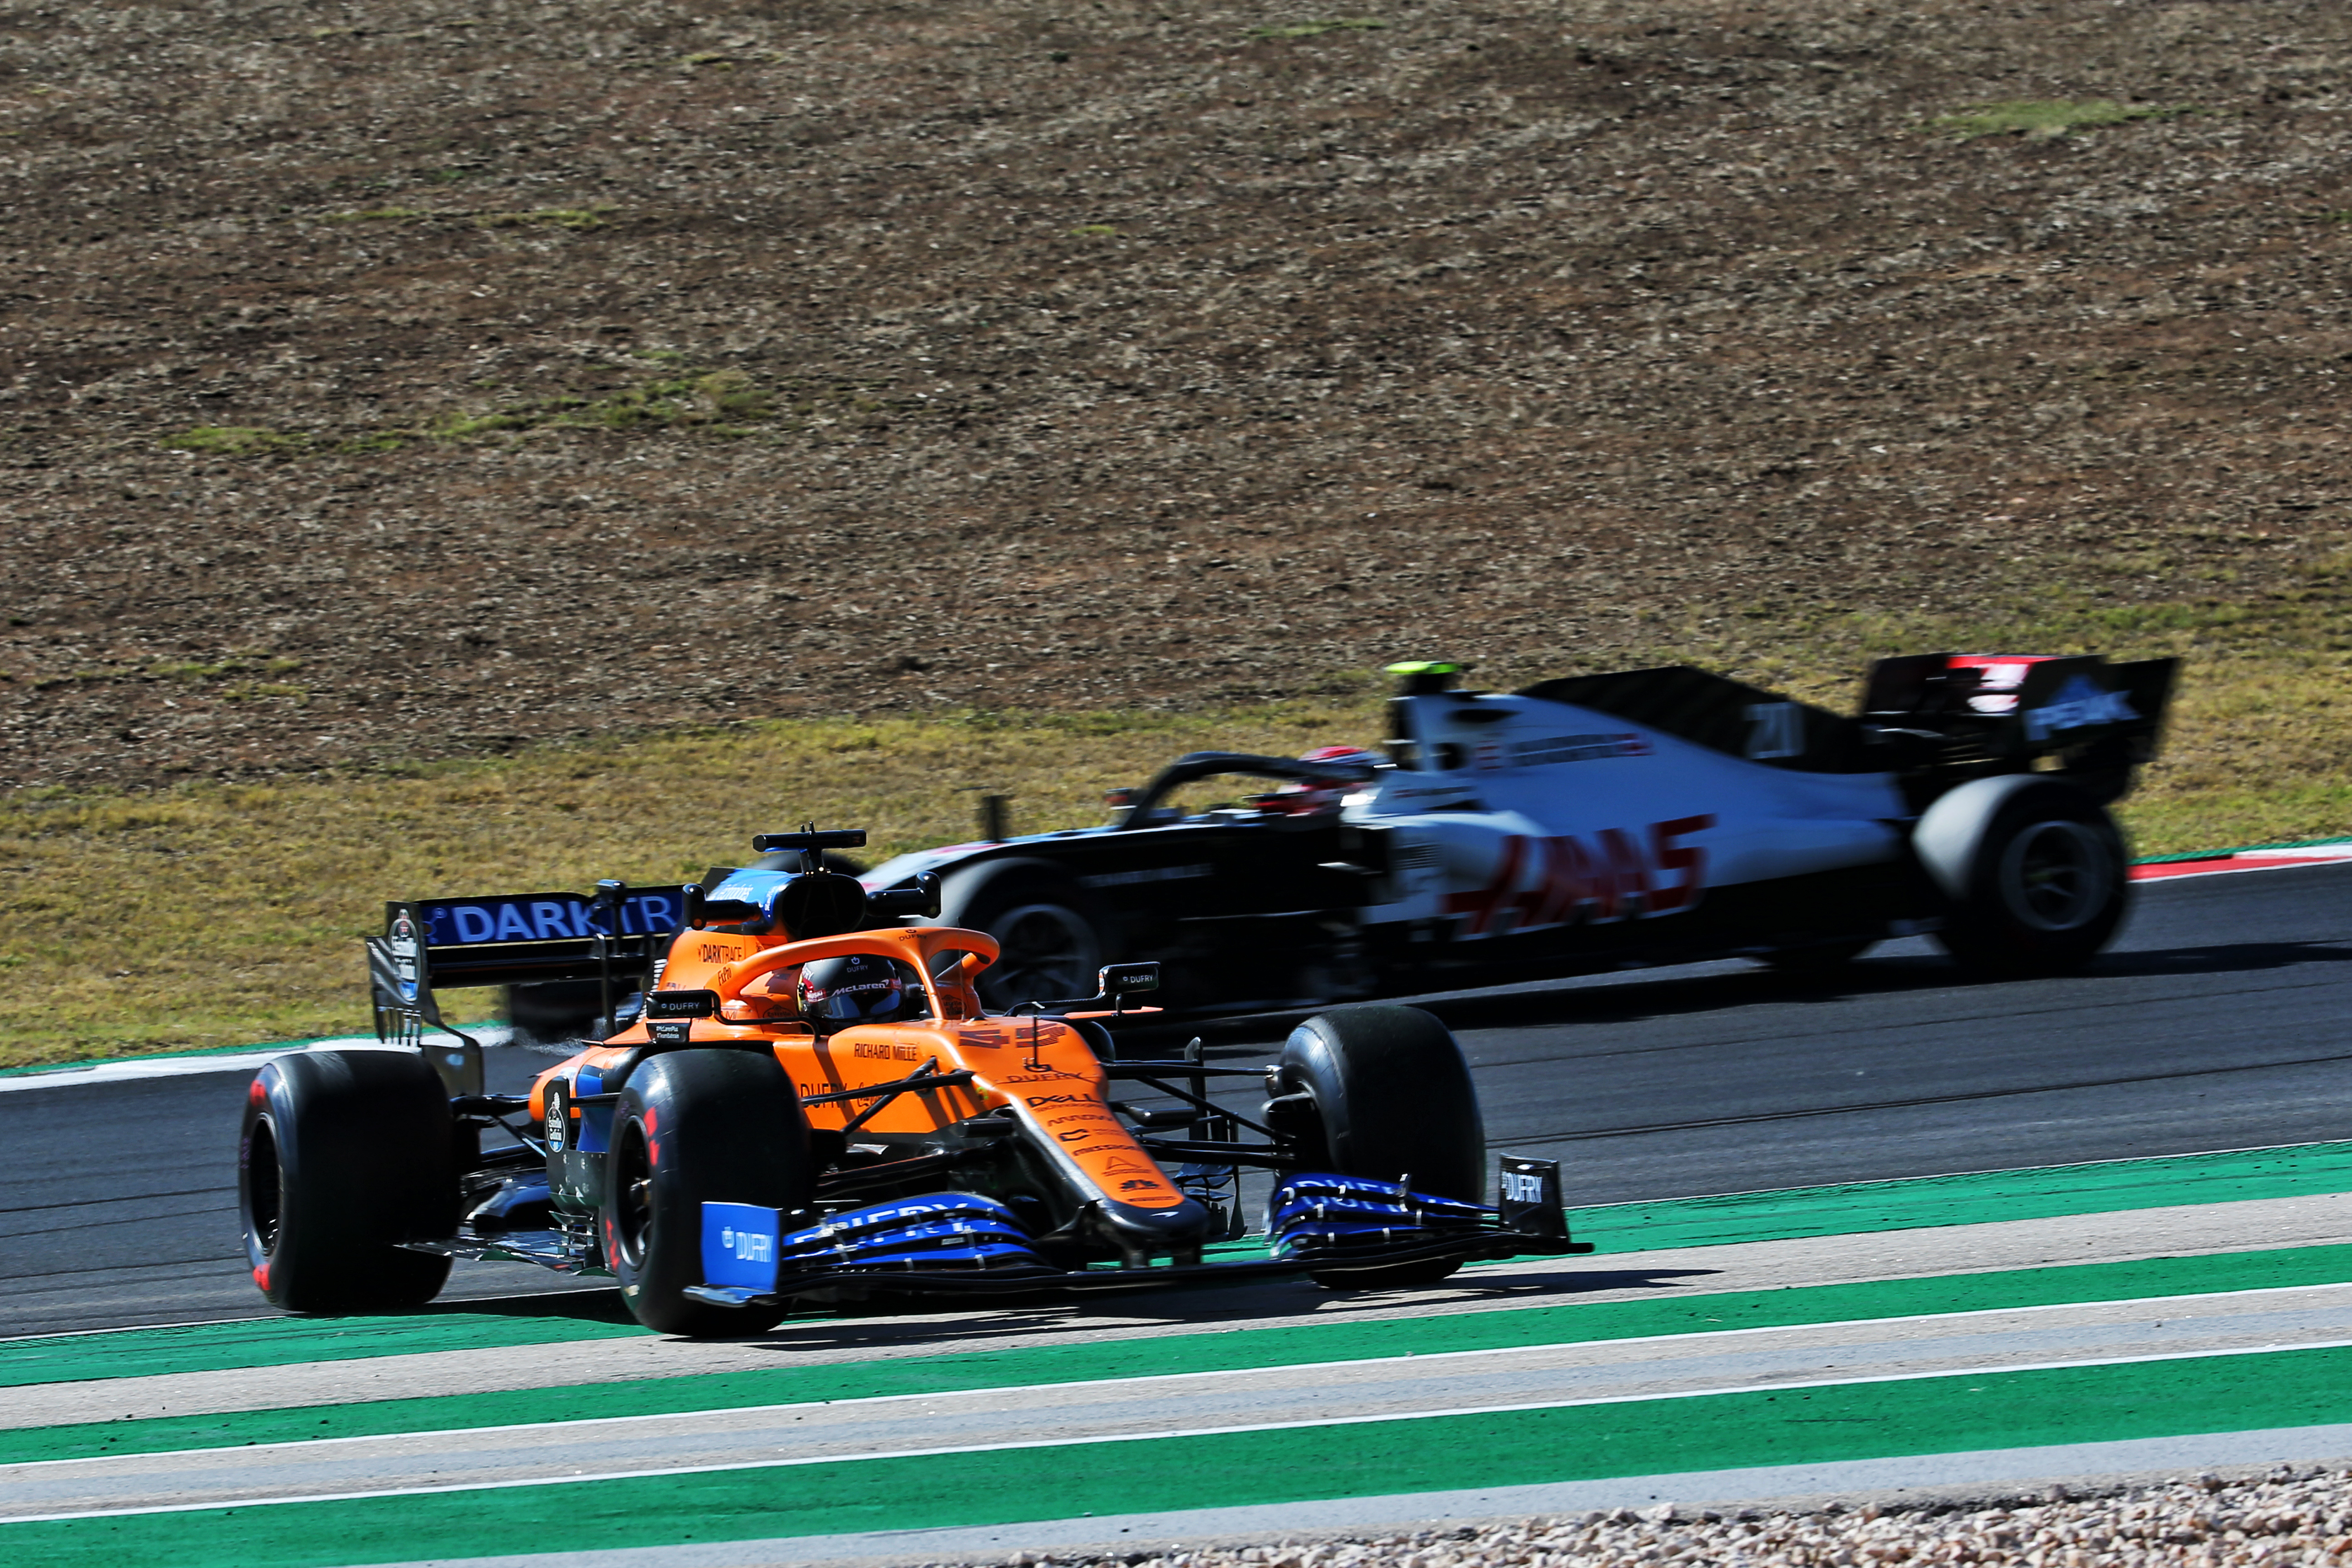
[0,1033,507,1095]
[13,1334,2352,1524]
[28,1277,2352,1470]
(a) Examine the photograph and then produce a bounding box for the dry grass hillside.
[1,0,2347,794]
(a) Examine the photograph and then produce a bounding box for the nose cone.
[1091,1194,1216,1256]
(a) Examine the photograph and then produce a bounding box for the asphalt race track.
[3,862,2345,1341]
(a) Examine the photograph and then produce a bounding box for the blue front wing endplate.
[1264,1171,1494,1260]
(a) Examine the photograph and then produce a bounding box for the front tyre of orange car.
[604,1049,812,1338]
[238,1049,456,1313]
[1274,1004,1487,1291]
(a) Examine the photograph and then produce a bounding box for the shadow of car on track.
[1155,938,2352,1059]
[399,1263,1728,1344]
[722,1262,1733,1351]
[2089,939,2352,979]
[421,1287,638,1325]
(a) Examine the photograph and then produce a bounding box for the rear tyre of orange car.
[239,1049,456,1313]
[1916,776,2130,979]
[604,1049,811,1338]
[1274,1004,1486,1290]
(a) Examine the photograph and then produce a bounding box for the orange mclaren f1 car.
[238,832,1588,1336]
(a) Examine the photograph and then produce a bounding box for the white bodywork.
[1346,691,1908,938]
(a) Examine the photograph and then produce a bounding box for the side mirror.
[867,872,943,920]
[1014,961,1164,1018]
[1099,962,1160,997]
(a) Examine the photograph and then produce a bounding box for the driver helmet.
[796,953,924,1027]
[1262,744,1380,815]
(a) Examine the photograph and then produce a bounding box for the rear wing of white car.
[1515,652,2175,802]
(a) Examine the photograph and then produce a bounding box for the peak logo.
[2023,677,2138,742]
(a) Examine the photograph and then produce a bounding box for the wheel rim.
[244,1118,283,1258]
[979,902,1100,1008]
[611,1116,654,1271]
[1998,819,2110,931]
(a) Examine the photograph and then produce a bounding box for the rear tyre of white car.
[1274,1004,1486,1290]
[1916,775,2130,979]
[942,862,1114,1009]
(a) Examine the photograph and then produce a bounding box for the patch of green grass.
[427,370,771,438]
[157,426,305,455]
[148,654,303,683]
[27,668,112,691]
[1249,19,1387,40]
[1067,223,1122,237]
[1924,99,2187,141]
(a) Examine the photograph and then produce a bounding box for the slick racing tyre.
[1273,1004,1485,1290]
[239,1049,457,1313]
[940,860,1113,1010]
[604,1049,812,1338]
[1915,775,2130,979]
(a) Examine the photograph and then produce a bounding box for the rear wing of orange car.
[362,829,936,1092]
[365,882,686,1090]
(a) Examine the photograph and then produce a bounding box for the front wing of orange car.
[685,1158,1593,1308]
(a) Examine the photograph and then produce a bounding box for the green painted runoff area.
[10,1138,2351,1390]
[10,1243,2352,1466]
[14,1341,2352,1568]
[0,1293,649,1390]
[1572,1139,2352,1254]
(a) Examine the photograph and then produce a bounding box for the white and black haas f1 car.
[833,652,2177,1009]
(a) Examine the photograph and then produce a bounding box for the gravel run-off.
[994,1468,2352,1568]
